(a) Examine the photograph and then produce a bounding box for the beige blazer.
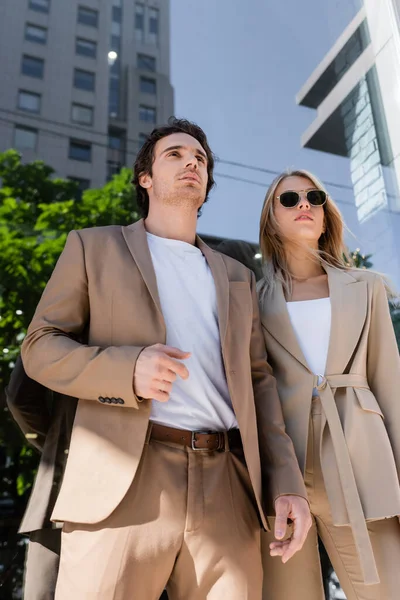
[21,219,306,530]
[259,265,400,584]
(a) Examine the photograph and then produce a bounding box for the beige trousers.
[55,433,262,600]
[261,398,400,600]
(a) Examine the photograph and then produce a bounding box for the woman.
[258,169,400,600]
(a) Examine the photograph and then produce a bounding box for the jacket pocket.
[354,388,384,418]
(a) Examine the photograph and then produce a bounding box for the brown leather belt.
[150,423,242,451]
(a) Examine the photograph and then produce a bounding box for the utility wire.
[0,107,359,192]
[1,114,400,216]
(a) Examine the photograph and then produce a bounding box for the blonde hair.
[259,169,351,297]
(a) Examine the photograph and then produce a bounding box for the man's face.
[139,132,209,213]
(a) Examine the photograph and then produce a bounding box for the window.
[77,6,98,27]
[14,126,37,150]
[107,161,122,180]
[74,68,95,91]
[76,38,97,58]
[139,105,156,123]
[140,77,156,95]
[21,55,44,78]
[25,24,47,44]
[111,21,121,36]
[137,54,156,72]
[148,8,159,45]
[69,140,92,162]
[110,57,120,74]
[135,4,144,41]
[112,6,122,22]
[138,133,148,148]
[69,176,90,199]
[71,103,93,125]
[18,90,41,113]
[29,0,50,13]
[108,134,123,150]
[108,85,119,117]
[110,35,121,52]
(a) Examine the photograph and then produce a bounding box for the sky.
[169,0,363,243]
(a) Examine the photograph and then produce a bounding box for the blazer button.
[98,396,105,403]
[117,398,125,405]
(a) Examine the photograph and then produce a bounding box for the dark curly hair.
[132,117,216,218]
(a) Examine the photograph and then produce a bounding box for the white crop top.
[286,298,331,377]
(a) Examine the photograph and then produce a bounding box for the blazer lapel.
[260,281,309,370]
[325,266,367,375]
[261,268,368,376]
[197,236,229,349]
[122,220,165,324]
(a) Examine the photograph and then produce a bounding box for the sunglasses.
[277,189,327,209]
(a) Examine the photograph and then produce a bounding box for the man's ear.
[139,172,152,189]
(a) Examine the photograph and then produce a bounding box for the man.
[6,356,77,600]
[21,118,311,599]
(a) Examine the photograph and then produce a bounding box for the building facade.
[0,0,174,191]
[296,0,400,287]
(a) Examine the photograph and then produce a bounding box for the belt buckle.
[191,430,224,451]
[317,375,327,391]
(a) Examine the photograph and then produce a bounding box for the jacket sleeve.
[367,275,400,477]
[250,273,308,505]
[6,355,50,451]
[21,230,145,409]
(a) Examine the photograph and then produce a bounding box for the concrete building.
[296,0,400,287]
[0,0,174,191]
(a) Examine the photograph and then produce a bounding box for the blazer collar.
[197,236,229,348]
[122,219,164,318]
[122,220,230,351]
[260,265,367,375]
[324,265,367,374]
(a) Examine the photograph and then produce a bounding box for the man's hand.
[269,495,312,563]
[133,343,191,402]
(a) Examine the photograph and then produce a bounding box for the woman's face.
[273,175,325,248]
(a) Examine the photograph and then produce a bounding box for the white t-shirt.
[286,298,331,378]
[147,232,238,431]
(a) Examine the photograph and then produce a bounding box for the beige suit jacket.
[21,220,306,530]
[259,265,400,584]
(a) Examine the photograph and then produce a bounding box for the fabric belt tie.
[314,373,379,585]
[150,423,242,452]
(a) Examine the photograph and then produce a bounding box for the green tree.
[0,150,139,596]
[348,248,373,270]
[390,306,400,348]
